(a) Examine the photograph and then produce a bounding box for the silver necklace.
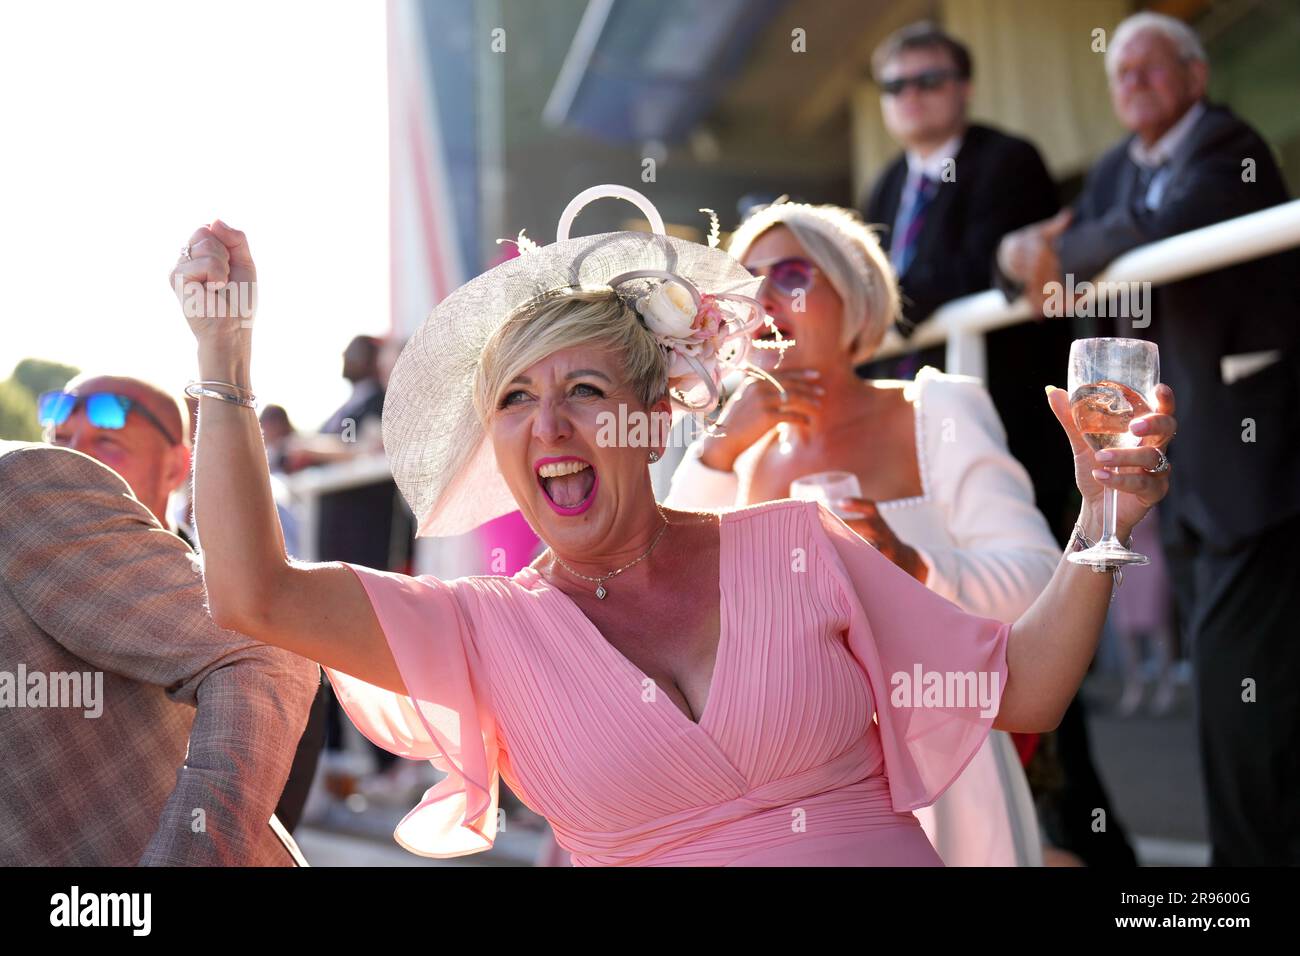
[548,506,670,599]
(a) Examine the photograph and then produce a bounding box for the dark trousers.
[1052,695,1138,866]
[1162,509,1300,865]
[316,480,415,769]
[274,675,328,832]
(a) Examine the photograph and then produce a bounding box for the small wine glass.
[790,470,863,519]
[1066,337,1160,569]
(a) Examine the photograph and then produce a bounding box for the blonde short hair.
[472,287,668,425]
[727,201,899,365]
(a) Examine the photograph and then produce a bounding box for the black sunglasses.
[38,390,181,446]
[880,69,960,96]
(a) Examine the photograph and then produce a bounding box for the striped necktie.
[894,174,939,275]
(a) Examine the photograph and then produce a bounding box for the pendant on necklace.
[595,584,608,600]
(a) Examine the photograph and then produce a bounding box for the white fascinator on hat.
[383,184,790,538]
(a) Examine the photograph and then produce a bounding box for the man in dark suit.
[308,334,406,570]
[321,335,386,437]
[998,12,1300,865]
[859,22,1135,868]
[859,21,1077,537]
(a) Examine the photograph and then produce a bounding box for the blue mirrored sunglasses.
[37,391,180,446]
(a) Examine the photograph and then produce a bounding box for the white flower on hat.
[628,273,750,411]
[637,280,697,340]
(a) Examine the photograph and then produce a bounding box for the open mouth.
[535,456,598,515]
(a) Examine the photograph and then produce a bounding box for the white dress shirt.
[1128,100,1206,211]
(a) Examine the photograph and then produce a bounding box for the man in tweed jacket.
[0,440,319,865]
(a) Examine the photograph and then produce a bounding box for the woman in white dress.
[664,200,1060,866]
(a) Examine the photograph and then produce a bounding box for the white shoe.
[1116,681,1145,717]
[1149,680,1177,717]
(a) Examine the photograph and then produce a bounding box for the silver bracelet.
[1068,521,1132,601]
[185,380,257,408]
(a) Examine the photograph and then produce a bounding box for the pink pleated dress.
[323,499,1010,866]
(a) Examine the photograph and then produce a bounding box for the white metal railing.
[873,198,1300,379]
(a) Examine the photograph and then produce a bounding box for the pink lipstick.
[535,455,598,516]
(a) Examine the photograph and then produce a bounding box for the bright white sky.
[0,0,389,430]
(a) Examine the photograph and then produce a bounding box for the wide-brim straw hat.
[383,185,767,538]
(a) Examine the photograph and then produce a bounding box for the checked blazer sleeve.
[0,442,318,865]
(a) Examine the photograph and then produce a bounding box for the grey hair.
[1106,12,1207,77]
[726,201,899,365]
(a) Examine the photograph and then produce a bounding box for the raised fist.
[169,220,258,343]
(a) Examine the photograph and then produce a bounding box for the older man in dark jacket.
[998,12,1300,865]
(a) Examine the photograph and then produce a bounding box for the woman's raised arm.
[170,221,401,692]
[994,383,1177,732]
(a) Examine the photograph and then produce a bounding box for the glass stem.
[1101,481,1120,545]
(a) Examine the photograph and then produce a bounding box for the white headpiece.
[383,185,789,537]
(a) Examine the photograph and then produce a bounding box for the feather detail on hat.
[699,208,721,249]
[495,229,542,256]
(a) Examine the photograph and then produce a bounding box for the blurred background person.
[325,334,384,436]
[859,20,1074,540]
[260,402,296,474]
[283,334,388,472]
[254,402,304,559]
[997,10,1300,866]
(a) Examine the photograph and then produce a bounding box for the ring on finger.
[179,243,192,262]
[1145,448,1170,474]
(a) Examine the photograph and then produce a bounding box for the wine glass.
[790,470,862,519]
[1066,337,1160,569]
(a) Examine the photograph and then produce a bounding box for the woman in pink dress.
[168,187,1177,866]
